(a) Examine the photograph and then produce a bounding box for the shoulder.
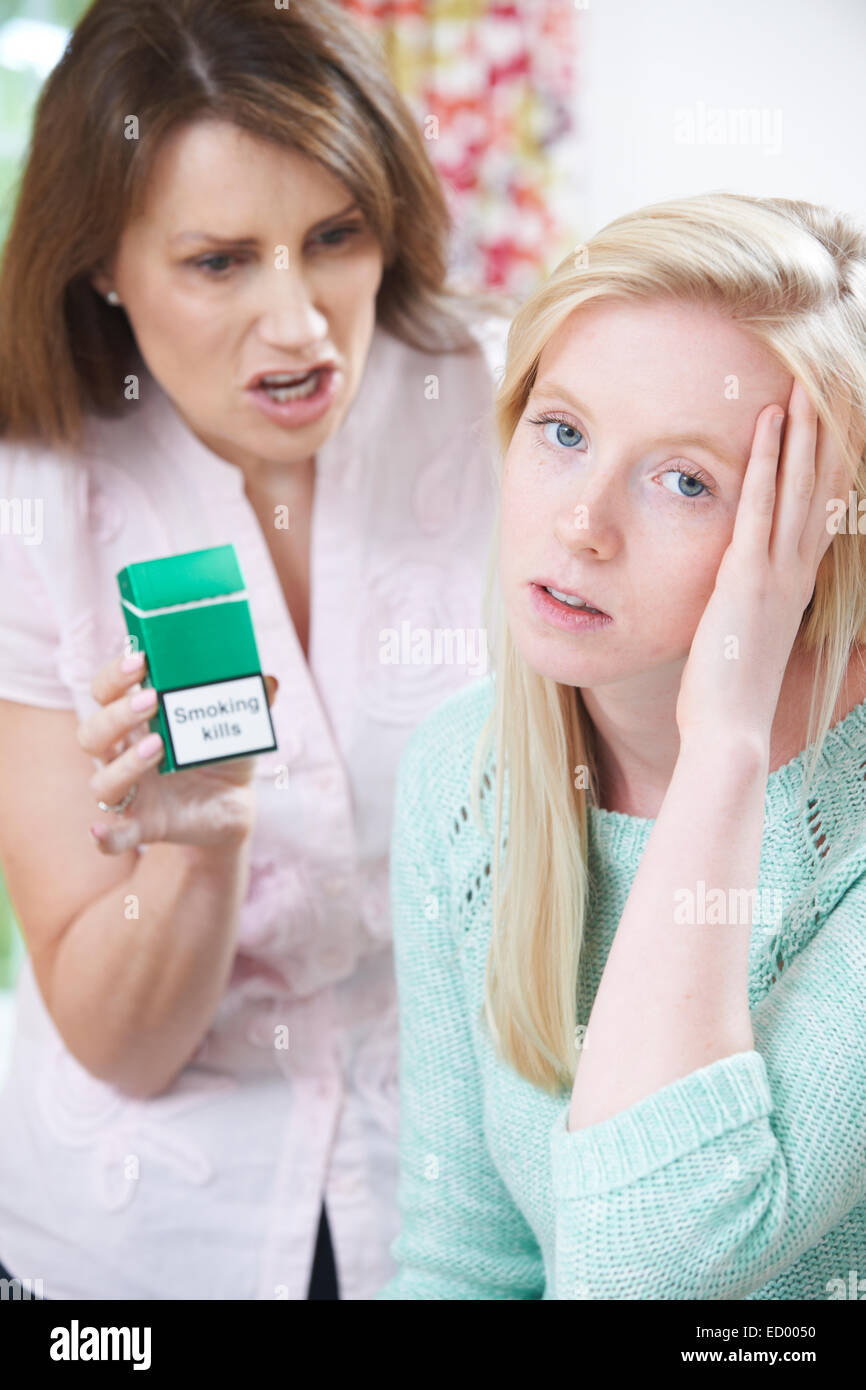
[372,306,510,396]
[0,433,81,493]
[394,675,498,852]
[391,677,499,948]
[0,436,88,567]
[463,309,511,387]
[0,407,151,561]
[1,378,175,555]
[767,685,866,971]
[399,673,495,780]
[0,386,157,503]
[347,318,506,522]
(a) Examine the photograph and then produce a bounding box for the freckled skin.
[500,297,794,695]
[90,118,385,481]
[498,297,808,812]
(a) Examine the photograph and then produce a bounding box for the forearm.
[47,833,253,1098]
[568,734,769,1131]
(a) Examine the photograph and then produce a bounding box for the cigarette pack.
[116,544,277,774]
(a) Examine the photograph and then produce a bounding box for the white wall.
[577,0,866,237]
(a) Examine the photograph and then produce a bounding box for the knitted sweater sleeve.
[375,732,545,1300]
[550,867,866,1300]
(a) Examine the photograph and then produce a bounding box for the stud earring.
[106,290,121,305]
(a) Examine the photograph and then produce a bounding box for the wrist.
[168,823,255,867]
[676,726,770,779]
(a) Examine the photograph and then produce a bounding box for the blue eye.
[526,410,717,503]
[528,414,587,450]
[659,469,712,499]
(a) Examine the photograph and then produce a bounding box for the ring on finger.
[97,783,139,814]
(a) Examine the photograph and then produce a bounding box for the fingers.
[79,692,159,770]
[736,379,852,622]
[88,730,164,807]
[91,648,148,706]
[81,650,153,763]
[86,665,276,852]
[732,402,786,558]
[769,379,818,562]
[800,399,852,566]
[90,815,144,856]
[88,727,164,855]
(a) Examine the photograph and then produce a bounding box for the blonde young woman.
[378,193,866,1300]
[0,0,508,1300]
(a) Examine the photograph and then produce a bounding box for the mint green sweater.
[376,674,866,1300]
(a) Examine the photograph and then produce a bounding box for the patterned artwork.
[340,0,583,294]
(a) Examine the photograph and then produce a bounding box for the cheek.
[332,246,384,309]
[134,268,221,348]
[498,468,548,603]
[497,475,527,569]
[318,256,382,351]
[641,529,729,646]
[500,457,540,531]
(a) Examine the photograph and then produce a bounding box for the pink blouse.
[0,315,505,1299]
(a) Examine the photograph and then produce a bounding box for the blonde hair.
[470,192,866,1094]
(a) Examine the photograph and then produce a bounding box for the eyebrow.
[531,379,743,469]
[168,200,361,247]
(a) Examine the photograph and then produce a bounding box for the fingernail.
[772,413,785,430]
[130,687,157,711]
[136,732,163,759]
[122,651,145,672]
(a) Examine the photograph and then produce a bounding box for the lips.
[246,361,337,390]
[533,579,609,617]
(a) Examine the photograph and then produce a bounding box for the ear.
[89,263,115,299]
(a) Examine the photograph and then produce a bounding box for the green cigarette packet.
[116,544,277,774]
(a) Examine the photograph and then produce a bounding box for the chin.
[505,625,576,686]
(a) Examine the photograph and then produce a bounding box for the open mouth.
[542,584,607,617]
[253,369,330,401]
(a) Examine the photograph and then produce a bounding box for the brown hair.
[0,0,512,449]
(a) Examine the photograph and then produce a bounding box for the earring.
[106,290,121,306]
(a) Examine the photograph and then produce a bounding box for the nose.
[255,264,329,349]
[554,464,622,559]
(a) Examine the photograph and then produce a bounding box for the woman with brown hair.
[0,0,508,1300]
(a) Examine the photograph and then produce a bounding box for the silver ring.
[97,783,139,814]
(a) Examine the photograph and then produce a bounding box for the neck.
[584,640,836,818]
[241,453,316,495]
[172,393,316,494]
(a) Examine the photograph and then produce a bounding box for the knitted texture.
[376,674,866,1299]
